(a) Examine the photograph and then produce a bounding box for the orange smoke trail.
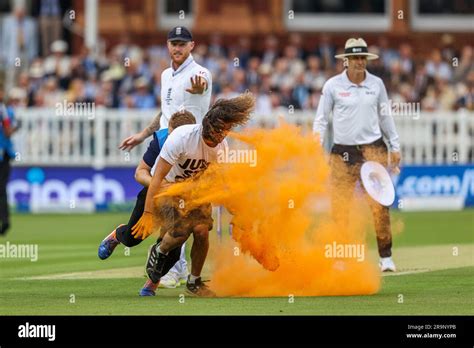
[159,122,381,297]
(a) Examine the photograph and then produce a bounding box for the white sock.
[189,274,199,283]
[157,245,169,255]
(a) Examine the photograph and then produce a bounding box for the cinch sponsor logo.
[397,169,474,197]
[8,167,125,206]
[18,322,56,341]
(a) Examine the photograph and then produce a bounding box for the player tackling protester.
[131,93,255,297]
[97,110,196,286]
[313,38,401,272]
[114,26,212,288]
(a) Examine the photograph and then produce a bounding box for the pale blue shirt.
[313,70,400,152]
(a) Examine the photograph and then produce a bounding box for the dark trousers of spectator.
[329,138,392,258]
[0,153,11,235]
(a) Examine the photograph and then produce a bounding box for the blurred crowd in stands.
[1,1,473,114]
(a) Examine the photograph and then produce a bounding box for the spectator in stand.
[398,43,415,78]
[34,76,64,107]
[288,33,306,60]
[304,55,327,92]
[455,71,474,111]
[314,34,336,70]
[1,2,38,89]
[421,86,440,111]
[248,84,272,116]
[453,45,474,83]
[95,76,115,108]
[377,36,398,71]
[261,35,279,66]
[43,40,71,89]
[426,49,453,81]
[216,82,239,101]
[38,0,62,56]
[246,56,261,87]
[130,77,156,109]
[436,78,457,111]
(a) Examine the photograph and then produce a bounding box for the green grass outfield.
[0,210,472,315]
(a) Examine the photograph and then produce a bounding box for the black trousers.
[330,138,393,258]
[115,187,181,276]
[115,187,148,248]
[0,153,11,235]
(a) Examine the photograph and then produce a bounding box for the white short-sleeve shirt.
[160,54,212,129]
[154,124,228,182]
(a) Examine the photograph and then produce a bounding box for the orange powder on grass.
[158,122,381,297]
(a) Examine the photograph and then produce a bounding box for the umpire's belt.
[331,137,386,165]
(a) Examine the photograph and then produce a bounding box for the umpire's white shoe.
[158,272,179,288]
[379,257,396,272]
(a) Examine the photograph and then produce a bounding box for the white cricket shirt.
[313,70,400,151]
[160,54,212,128]
[154,124,228,182]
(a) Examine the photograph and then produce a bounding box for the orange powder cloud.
[159,122,381,297]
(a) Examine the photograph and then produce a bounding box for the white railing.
[11,108,474,167]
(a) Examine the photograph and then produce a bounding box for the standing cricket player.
[119,26,212,287]
[132,94,255,296]
[313,38,401,272]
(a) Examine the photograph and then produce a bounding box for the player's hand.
[390,151,401,174]
[131,211,155,240]
[119,131,147,151]
[185,75,207,94]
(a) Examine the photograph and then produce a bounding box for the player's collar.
[171,54,194,76]
[342,69,370,88]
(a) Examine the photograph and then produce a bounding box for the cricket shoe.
[185,276,216,297]
[139,279,159,296]
[158,272,180,288]
[379,257,396,272]
[178,272,188,286]
[98,224,124,260]
[146,242,168,283]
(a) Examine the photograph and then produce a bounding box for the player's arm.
[131,157,172,239]
[132,132,182,239]
[312,82,334,146]
[135,160,152,187]
[136,137,161,187]
[119,111,162,151]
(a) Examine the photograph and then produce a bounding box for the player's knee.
[169,229,189,241]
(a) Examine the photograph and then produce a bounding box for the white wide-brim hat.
[335,38,379,60]
[360,161,395,207]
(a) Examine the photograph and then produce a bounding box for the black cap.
[167,26,193,42]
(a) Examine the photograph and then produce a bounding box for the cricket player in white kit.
[313,38,401,272]
[120,26,212,288]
